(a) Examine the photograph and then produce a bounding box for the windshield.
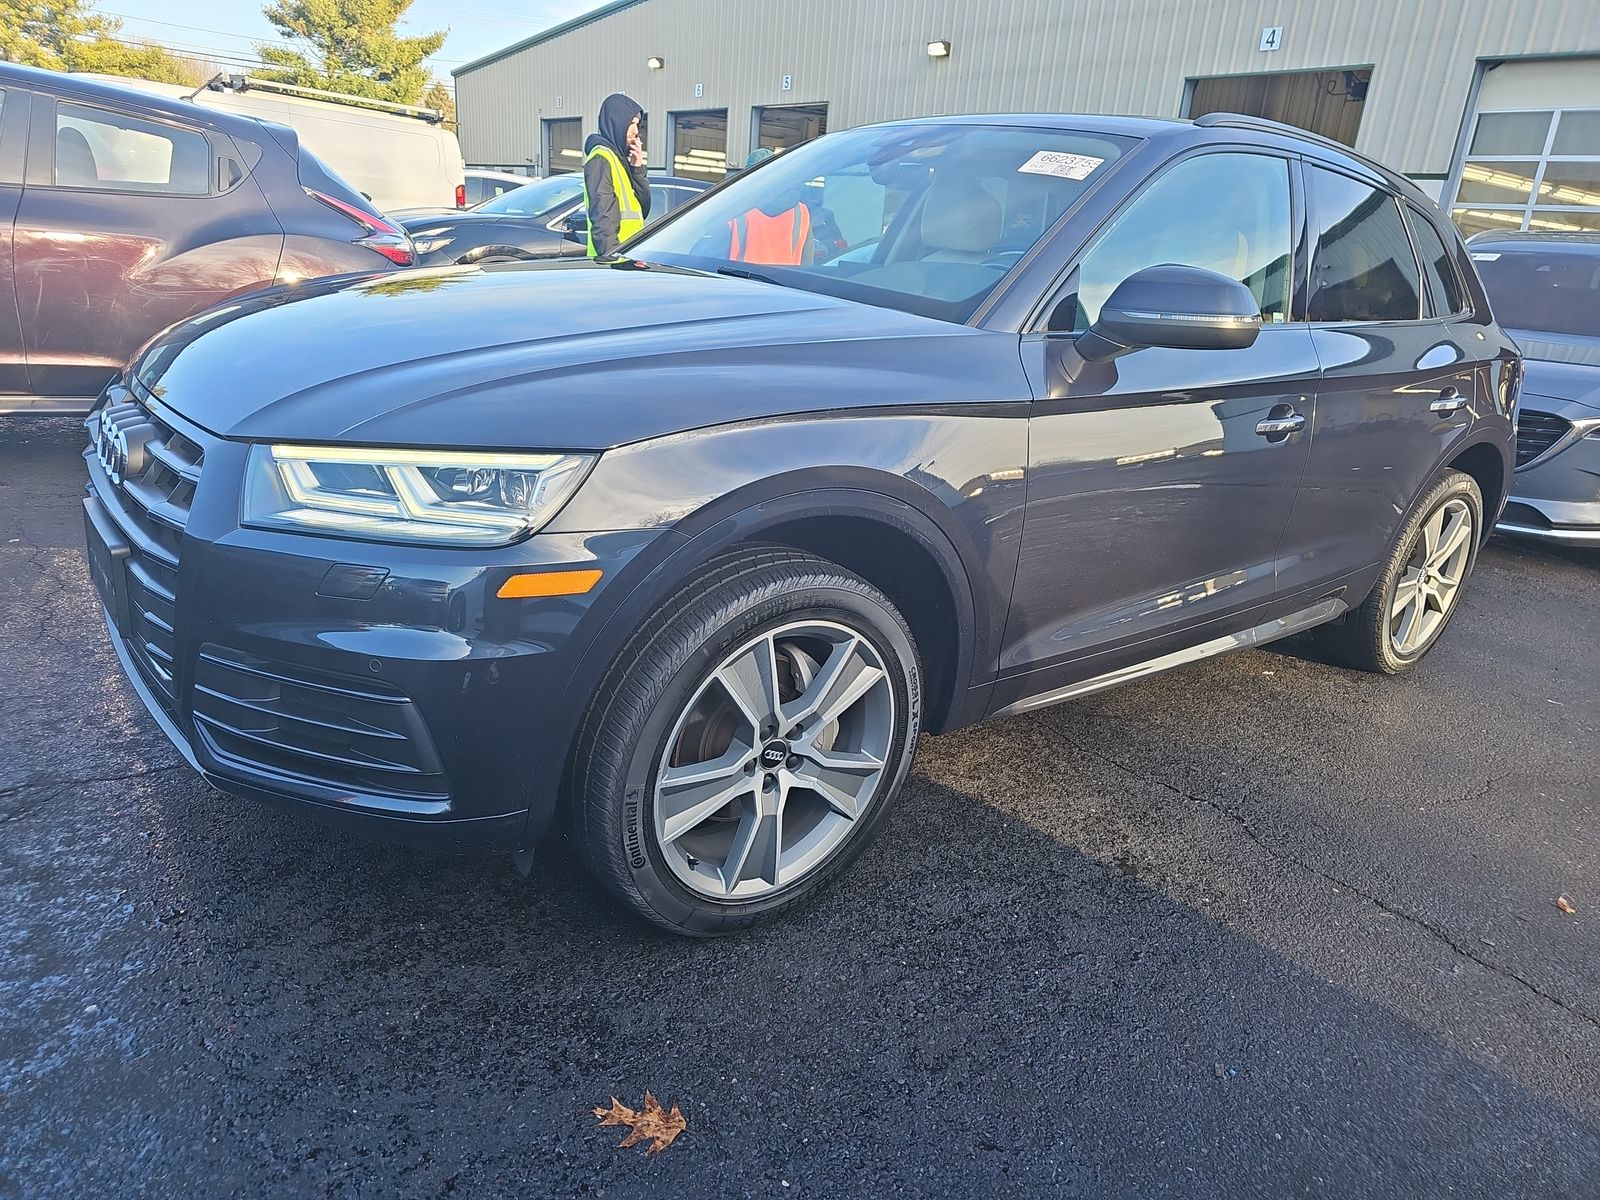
[477,175,585,216]
[1472,245,1600,338]
[630,122,1133,322]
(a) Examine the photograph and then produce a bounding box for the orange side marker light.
[496,569,603,599]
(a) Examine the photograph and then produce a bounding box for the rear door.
[997,149,1319,709]
[14,93,281,400]
[1274,163,1481,603]
[0,86,29,399]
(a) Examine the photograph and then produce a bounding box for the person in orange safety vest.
[727,149,813,266]
[728,202,813,265]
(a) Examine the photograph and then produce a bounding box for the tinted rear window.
[1406,207,1469,317]
[1306,166,1422,323]
[56,101,211,195]
[1471,246,1600,337]
[295,143,384,217]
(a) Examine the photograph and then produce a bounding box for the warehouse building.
[453,0,1600,236]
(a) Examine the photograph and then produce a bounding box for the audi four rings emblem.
[95,404,154,487]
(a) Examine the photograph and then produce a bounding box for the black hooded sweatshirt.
[582,92,652,258]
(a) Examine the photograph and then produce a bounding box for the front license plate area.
[83,496,132,638]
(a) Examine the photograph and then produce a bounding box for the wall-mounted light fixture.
[646,55,665,69]
[926,40,951,58]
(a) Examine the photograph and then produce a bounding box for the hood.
[396,211,528,234]
[1510,332,1600,414]
[133,262,1011,450]
[390,206,465,221]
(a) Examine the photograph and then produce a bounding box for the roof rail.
[1191,111,1357,157]
[192,73,444,124]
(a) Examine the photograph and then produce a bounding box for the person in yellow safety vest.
[583,93,652,260]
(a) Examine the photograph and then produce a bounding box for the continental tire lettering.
[624,787,647,869]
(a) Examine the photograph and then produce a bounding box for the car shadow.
[72,746,1596,1199]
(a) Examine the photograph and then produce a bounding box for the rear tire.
[570,548,922,935]
[1314,469,1482,674]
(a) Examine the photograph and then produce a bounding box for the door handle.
[1255,412,1306,437]
[1431,387,1468,415]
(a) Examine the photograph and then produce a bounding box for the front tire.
[1314,469,1483,673]
[570,549,922,935]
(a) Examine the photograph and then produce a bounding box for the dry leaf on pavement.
[1556,895,1577,914]
[593,1091,687,1154]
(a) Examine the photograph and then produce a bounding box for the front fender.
[520,408,1029,843]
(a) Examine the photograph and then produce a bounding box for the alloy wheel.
[1389,497,1474,656]
[652,620,896,901]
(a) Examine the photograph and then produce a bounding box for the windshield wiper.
[715,265,784,286]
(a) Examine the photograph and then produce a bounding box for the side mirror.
[1078,264,1262,361]
[560,209,589,240]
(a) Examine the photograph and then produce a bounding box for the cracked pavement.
[1,415,1597,1199]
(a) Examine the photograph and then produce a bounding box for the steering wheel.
[980,251,1026,270]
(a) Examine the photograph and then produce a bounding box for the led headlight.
[243,444,595,547]
[411,236,453,254]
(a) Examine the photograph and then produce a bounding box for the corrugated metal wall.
[454,0,1600,178]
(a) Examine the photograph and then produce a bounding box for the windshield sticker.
[1470,252,1501,261]
[1018,151,1105,180]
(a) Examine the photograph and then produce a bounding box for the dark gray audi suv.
[84,113,1518,934]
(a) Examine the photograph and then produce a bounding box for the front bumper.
[1498,398,1600,545]
[83,385,660,850]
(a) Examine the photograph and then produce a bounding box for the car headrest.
[56,127,99,187]
[921,183,1002,255]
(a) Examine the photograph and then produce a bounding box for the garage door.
[1449,57,1600,237]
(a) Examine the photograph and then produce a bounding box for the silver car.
[1470,232,1600,546]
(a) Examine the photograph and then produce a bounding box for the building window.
[752,104,828,158]
[1187,68,1370,148]
[670,109,728,183]
[1451,108,1600,236]
[542,117,583,176]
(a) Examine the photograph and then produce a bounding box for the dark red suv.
[0,63,412,413]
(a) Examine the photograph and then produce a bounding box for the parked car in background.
[388,170,537,220]
[0,63,410,413]
[90,73,466,213]
[84,113,1516,934]
[399,173,709,265]
[1469,232,1600,545]
[462,169,533,208]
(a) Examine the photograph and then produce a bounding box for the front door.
[14,95,276,400]
[996,150,1318,709]
[1274,165,1482,603]
[0,85,29,398]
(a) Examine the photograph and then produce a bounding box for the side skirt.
[991,597,1346,719]
[0,395,99,416]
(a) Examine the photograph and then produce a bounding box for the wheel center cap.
[760,740,790,770]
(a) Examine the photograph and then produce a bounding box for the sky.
[97,0,597,89]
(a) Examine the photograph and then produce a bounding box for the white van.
[79,74,466,213]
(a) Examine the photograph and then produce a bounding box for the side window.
[1063,152,1293,332]
[1405,205,1468,317]
[652,186,695,214]
[54,102,210,195]
[1305,166,1422,322]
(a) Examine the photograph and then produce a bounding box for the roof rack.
[1192,111,1358,158]
[188,73,444,124]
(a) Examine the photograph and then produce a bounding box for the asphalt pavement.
[2,414,1596,1199]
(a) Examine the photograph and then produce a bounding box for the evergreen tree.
[258,0,446,105]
